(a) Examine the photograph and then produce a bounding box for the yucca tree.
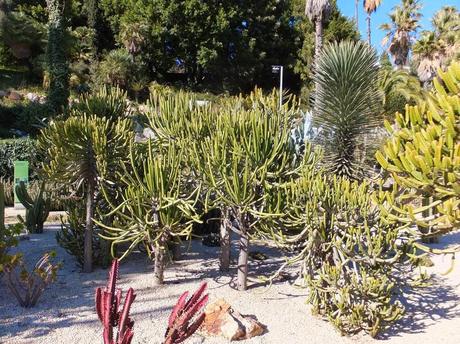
[313,41,382,179]
[97,142,201,285]
[40,115,133,272]
[363,0,383,45]
[380,0,421,69]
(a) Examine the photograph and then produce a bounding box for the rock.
[199,299,265,341]
[0,90,7,98]
[8,91,22,101]
[26,92,39,102]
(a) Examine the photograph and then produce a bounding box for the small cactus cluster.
[96,259,136,344]
[95,259,208,344]
[15,181,51,234]
[0,183,21,271]
[164,282,208,344]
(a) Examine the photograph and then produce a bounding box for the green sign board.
[13,161,29,207]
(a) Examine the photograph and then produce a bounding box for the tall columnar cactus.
[15,181,51,234]
[95,259,136,344]
[376,62,460,238]
[164,282,208,344]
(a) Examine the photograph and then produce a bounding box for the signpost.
[13,161,29,209]
[271,65,284,109]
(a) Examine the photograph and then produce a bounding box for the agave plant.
[313,40,382,179]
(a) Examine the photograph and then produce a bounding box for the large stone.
[8,91,22,101]
[199,299,265,341]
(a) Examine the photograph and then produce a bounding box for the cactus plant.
[164,282,208,344]
[95,259,136,344]
[15,181,51,234]
[96,142,201,286]
[0,183,21,271]
[375,62,460,238]
[267,171,405,337]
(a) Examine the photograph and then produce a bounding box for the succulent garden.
[0,0,459,343]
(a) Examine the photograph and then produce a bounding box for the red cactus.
[164,282,209,344]
[96,259,136,344]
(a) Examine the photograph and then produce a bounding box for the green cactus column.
[13,161,29,210]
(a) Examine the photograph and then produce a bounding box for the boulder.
[26,92,39,102]
[199,299,265,341]
[8,91,22,101]
[0,90,7,98]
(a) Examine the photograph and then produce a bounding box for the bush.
[0,138,40,181]
[271,172,405,337]
[94,49,134,88]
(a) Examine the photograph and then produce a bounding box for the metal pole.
[279,66,284,109]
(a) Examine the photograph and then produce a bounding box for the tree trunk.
[153,233,167,285]
[171,242,181,261]
[83,184,95,273]
[355,0,359,29]
[314,18,323,64]
[367,15,371,45]
[237,228,249,291]
[314,18,324,113]
[220,208,231,271]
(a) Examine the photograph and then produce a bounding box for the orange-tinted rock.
[199,299,265,340]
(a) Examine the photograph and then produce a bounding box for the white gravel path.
[0,226,459,344]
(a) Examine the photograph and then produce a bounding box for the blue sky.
[337,0,457,52]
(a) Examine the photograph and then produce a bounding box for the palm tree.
[413,31,444,86]
[413,6,459,86]
[355,0,359,28]
[380,0,421,70]
[313,41,382,179]
[363,0,382,45]
[305,0,332,62]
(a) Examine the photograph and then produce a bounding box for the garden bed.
[0,226,459,344]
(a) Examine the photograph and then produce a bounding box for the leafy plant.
[56,198,102,268]
[0,183,21,271]
[15,181,51,233]
[313,40,382,179]
[2,251,61,308]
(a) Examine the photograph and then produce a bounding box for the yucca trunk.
[220,207,231,271]
[83,184,95,273]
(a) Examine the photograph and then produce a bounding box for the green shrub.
[271,173,405,337]
[94,49,134,88]
[0,138,40,181]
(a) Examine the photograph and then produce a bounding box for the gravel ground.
[0,226,459,344]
